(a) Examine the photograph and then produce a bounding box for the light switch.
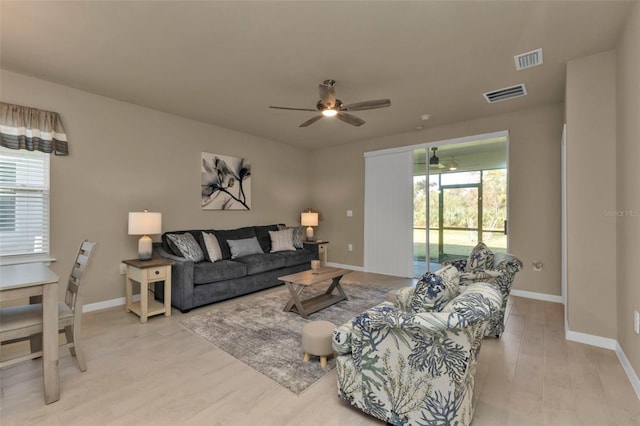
[347,210,353,217]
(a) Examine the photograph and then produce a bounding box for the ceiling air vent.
[514,48,543,70]
[483,84,527,104]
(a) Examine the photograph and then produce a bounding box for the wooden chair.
[0,240,97,371]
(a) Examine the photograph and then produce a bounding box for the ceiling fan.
[429,147,445,169]
[269,79,391,127]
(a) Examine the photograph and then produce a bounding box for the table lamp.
[128,210,162,260]
[301,212,318,242]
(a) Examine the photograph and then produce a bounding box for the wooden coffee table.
[279,267,351,318]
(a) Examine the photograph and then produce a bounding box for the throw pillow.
[166,233,204,262]
[465,242,494,272]
[277,224,305,249]
[202,231,223,262]
[227,237,264,258]
[410,270,458,313]
[269,229,296,252]
[435,264,461,294]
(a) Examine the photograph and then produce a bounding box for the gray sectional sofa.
[153,224,316,312]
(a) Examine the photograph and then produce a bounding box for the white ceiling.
[0,1,633,150]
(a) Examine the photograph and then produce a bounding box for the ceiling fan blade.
[299,115,323,127]
[269,106,317,112]
[336,112,365,127]
[319,82,336,108]
[341,99,391,111]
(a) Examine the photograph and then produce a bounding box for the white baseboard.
[510,289,564,303]
[83,294,138,313]
[326,262,364,272]
[564,323,640,401]
[616,342,640,400]
[564,328,617,350]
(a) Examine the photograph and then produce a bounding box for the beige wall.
[310,104,564,296]
[616,2,640,381]
[565,51,617,339]
[0,69,311,306]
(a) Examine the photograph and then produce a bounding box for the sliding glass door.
[413,133,508,277]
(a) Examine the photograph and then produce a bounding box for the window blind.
[364,149,413,278]
[0,147,50,261]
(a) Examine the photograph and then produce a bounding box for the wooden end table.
[303,241,329,266]
[279,267,350,319]
[123,258,174,323]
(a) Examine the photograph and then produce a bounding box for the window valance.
[0,102,69,156]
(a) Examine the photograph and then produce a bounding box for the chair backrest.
[65,240,97,313]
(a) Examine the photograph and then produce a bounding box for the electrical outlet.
[119,263,127,275]
[348,243,353,252]
[532,261,543,271]
[634,310,639,335]
[346,210,353,217]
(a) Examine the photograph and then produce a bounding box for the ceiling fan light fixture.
[322,109,338,117]
[448,156,458,171]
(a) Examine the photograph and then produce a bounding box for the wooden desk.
[0,263,60,404]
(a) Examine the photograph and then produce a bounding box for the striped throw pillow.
[269,229,296,252]
[202,232,223,262]
[277,224,304,249]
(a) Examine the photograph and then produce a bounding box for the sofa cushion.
[253,224,279,253]
[269,229,296,252]
[228,237,264,259]
[193,260,248,285]
[275,249,314,267]
[216,227,257,259]
[202,231,223,262]
[232,253,285,275]
[277,224,305,249]
[465,242,494,272]
[166,233,205,262]
[410,267,460,313]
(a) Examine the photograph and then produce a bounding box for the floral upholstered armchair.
[445,242,523,337]
[332,266,502,426]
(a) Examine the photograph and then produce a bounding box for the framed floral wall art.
[201,152,251,210]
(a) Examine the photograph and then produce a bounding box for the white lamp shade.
[300,212,318,227]
[128,211,162,235]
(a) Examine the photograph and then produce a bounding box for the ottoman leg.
[320,355,327,368]
[303,353,310,362]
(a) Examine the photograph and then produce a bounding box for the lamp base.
[305,226,315,242]
[138,235,153,260]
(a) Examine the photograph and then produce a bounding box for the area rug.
[179,279,392,395]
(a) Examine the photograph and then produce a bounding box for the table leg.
[333,278,349,301]
[140,279,148,324]
[283,282,308,318]
[42,282,59,404]
[325,275,348,300]
[125,270,133,313]
[164,274,171,317]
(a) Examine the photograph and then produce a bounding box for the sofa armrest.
[153,245,195,311]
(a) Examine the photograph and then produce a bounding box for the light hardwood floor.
[1,272,638,425]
